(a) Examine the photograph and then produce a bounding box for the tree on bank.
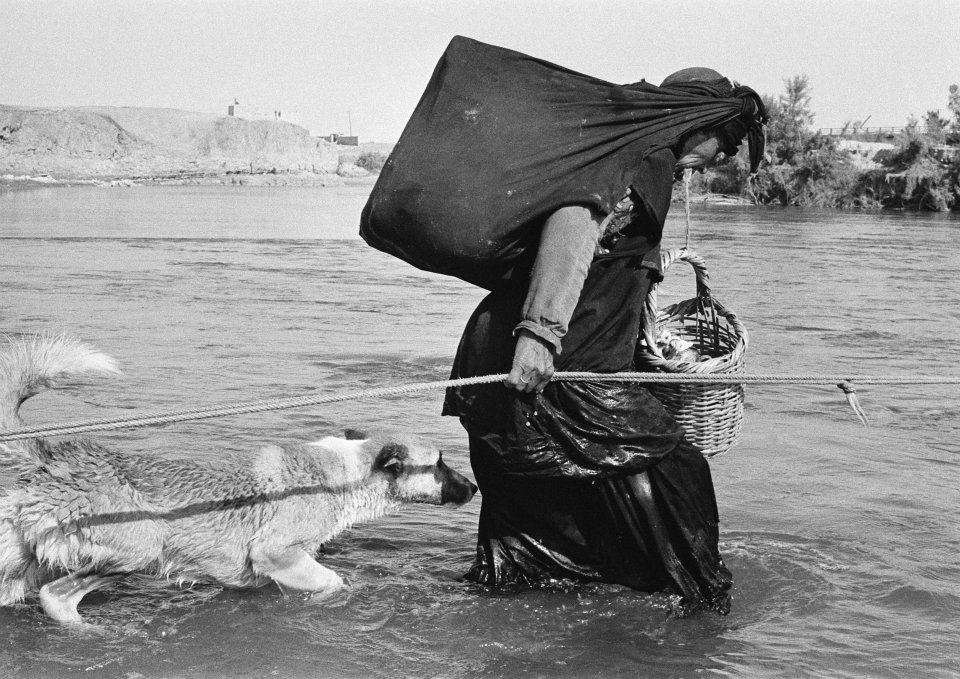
[689,77,960,211]
[948,84,960,142]
[753,75,861,207]
[856,117,956,211]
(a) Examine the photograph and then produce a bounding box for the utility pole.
[347,110,353,136]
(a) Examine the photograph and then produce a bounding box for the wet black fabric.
[359,35,765,290]
[442,233,681,478]
[442,150,679,477]
[439,141,734,609]
[444,221,732,610]
[465,434,732,614]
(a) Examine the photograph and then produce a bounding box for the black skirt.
[444,236,733,614]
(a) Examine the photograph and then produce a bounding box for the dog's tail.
[0,334,120,432]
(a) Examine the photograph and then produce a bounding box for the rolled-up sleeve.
[514,206,601,354]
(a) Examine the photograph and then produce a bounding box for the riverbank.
[0,170,359,189]
[0,104,386,186]
[5,99,959,211]
[1,170,383,189]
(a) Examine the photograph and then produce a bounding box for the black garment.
[465,434,731,615]
[360,35,766,290]
[442,150,681,477]
[446,253,733,612]
[443,152,732,613]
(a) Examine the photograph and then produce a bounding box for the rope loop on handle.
[837,381,869,425]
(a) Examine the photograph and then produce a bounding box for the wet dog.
[0,336,477,624]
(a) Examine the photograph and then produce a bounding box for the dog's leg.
[250,547,344,593]
[39,572,120,624]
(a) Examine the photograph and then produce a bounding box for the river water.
[1,184,959,678]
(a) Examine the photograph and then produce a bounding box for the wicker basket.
[636,248,748,457]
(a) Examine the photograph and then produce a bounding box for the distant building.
[227,99,282,121]
[321,133,359,146]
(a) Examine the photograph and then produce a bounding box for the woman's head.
[660,67,729,89]
[660,67,768,172]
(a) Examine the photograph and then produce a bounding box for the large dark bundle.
[360,36,763,289]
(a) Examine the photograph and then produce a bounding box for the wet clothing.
[443,149,733,613]
[359,35,744,612]
[464,434,731,614]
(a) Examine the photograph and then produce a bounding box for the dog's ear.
[343,428,368,440]
[374,443,407,472]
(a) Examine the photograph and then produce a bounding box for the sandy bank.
[0,104,344,181]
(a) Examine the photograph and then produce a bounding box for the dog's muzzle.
[438,460,478,506]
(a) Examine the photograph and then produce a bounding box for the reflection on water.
[1,187,959,678]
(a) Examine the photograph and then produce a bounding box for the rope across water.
[1,372,958,442]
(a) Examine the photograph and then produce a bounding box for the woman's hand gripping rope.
[505,331,555,394]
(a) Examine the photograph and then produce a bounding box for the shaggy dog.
[0,336,476,624]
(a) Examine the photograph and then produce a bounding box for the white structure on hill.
[226,99,283,122]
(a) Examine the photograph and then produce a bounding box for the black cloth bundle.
[360,35,765,290]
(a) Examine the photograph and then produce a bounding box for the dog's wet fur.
[0,336,476,624]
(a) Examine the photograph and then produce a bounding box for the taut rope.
[1,372,958,442]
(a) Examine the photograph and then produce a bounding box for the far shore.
[0,171,380,192]
[0,104,393,192]
[1,173,759,211]
[1,173,756,210]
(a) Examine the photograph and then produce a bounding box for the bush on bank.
[692,77,960,211]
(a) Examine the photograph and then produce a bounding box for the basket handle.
[641,247,713,359]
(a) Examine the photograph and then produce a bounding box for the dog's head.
[345,429,477,506]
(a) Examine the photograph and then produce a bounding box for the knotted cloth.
[360,35,767,289]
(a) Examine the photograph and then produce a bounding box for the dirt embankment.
[0,105,343,183]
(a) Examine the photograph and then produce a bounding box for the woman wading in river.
[360,38,768,614]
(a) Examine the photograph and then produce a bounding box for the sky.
[2,0,958,142]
